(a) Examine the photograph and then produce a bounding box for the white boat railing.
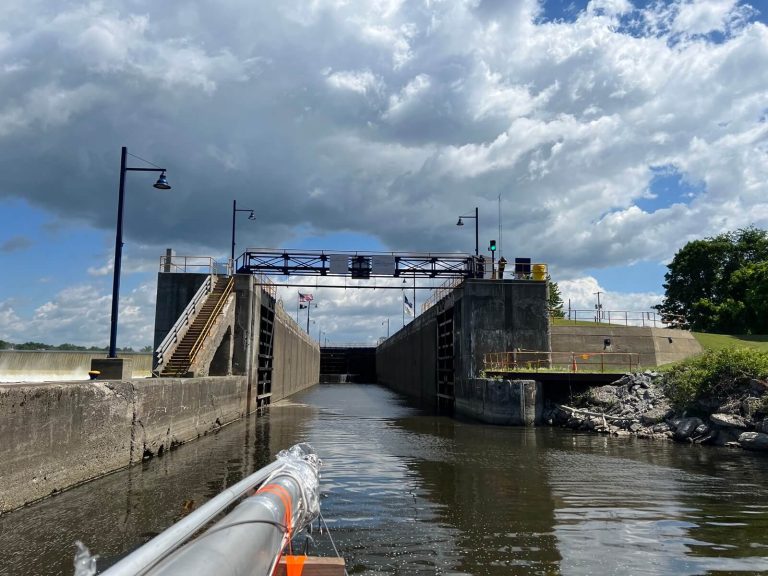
[96,443,321,576]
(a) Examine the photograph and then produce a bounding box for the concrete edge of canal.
[0,373,318,514]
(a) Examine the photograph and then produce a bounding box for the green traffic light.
[490,240,497,251]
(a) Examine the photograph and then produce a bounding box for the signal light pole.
[489,239,497,279]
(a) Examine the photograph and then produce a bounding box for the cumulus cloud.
[558,276,663,322]
[0,0,766,344]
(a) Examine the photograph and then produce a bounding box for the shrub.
[663,348,768,411]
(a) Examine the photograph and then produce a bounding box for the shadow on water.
[2,383,768,576]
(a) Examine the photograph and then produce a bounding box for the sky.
[0,0,767,348]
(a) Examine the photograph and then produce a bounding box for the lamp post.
[109,146,170,359]
[456,207,479,256]
[231,199,255,263]
[381,318,390,338]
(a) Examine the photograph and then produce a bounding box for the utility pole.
[498,193,502,257]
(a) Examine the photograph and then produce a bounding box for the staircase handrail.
[185,276,235,369]
[154,275,214,371]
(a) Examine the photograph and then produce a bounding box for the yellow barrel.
[532,263,547,281]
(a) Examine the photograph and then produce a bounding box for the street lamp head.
[456,218,464,226]
[153,172,171,190]
[248,211,256,220]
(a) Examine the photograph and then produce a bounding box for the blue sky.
[1,0,767,347]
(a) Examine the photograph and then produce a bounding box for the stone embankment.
[544,372,768,452]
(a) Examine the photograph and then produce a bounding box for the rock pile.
[544,371,768,451]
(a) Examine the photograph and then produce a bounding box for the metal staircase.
[159,276,234,377]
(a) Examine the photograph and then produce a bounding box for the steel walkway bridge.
[235,249,482,280]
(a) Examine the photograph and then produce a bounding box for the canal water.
[2,383,768,575]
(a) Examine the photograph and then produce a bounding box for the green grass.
[692,332,768,352]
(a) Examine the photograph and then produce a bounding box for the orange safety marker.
[284,555,307,576]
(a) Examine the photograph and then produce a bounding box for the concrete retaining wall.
[0,376,247,513]
[551,325,702,367]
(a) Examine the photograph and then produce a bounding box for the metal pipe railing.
[556,309,685,328]
[483,351,641,373]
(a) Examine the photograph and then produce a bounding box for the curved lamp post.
[231,199,255,262]
[109,146,171,359]
[456,207,479,256]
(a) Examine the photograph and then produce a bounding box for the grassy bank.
[663,347,768,413]
[693,332,768,352]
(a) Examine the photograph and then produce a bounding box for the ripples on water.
[1,383,768,575]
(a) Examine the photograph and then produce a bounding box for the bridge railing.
[159,255,228,275]
[556,309,684,328]
[483,351,641,374]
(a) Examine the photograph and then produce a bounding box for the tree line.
[656,227,768,333]
[0,340,152,352]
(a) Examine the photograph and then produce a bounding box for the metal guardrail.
[154,275,214,371]
[483,351,641,373]
[421,277,464,313]
[159,255,228,275]
[557,309,684,328]
[255,273,277,300]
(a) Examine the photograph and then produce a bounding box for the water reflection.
[1,383,768,576]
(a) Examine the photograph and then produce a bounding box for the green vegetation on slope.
[663,347,768,413]
[692,333,768,352]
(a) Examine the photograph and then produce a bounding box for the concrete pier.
[377,279,550,422]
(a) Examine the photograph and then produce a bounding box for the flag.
[298,292,314,302]
[299,304,307,309]
[404,294,414,316]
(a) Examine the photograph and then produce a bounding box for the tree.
[546,274,565,318]
[16,341,50,350]
[0,340,12,350]
[655,227,768,333]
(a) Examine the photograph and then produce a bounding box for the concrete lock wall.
[272,305,321,402]
[376,279,550,420]
[0,376,246,513]
[376,312,438,406]
[455,280,550,382]
[550,325,702,367]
